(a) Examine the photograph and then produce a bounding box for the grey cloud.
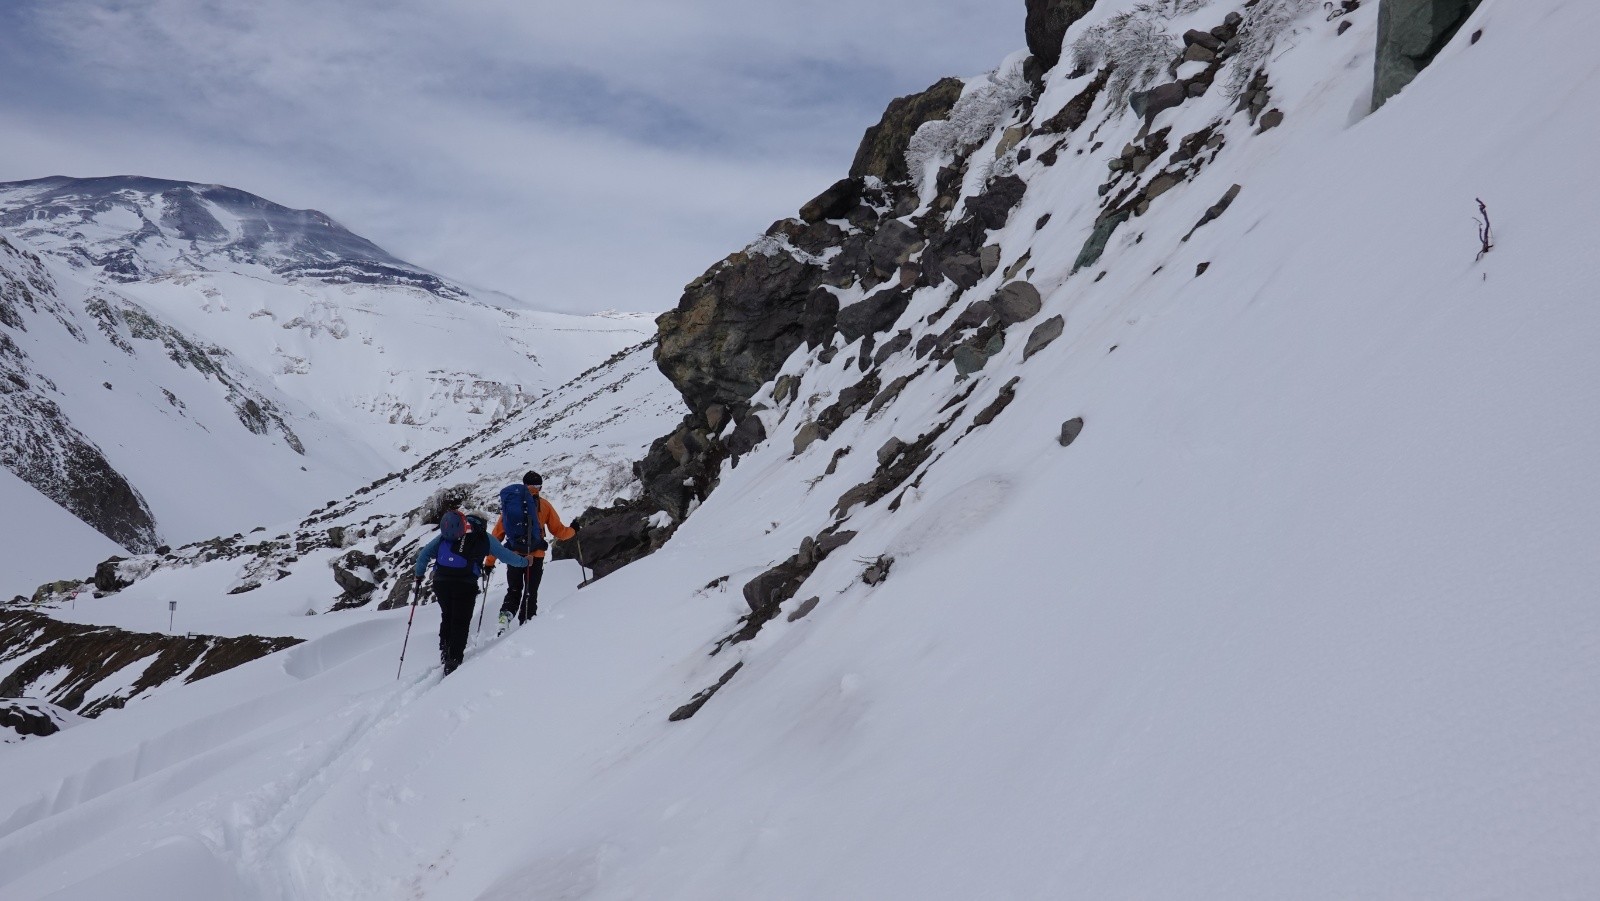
[0,0,1022,312]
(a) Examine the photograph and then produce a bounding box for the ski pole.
[576,534,592,584]
[474,566,493,634]
[396,574,424,680]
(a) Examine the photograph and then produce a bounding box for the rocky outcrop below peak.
[849,77,967,183]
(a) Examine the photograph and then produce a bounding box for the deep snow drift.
[4,0,1600,898]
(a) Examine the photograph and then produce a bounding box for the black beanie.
[523,471,543,486]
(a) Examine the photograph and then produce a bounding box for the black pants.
[498,558,545,623]
[435,577,479,669]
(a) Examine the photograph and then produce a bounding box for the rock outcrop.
[0,609,299,716]
[1025,0,1099,70]
[1372,0,1484,109]
[849,78,966,183]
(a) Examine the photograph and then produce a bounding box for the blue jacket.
[414,533,528,579]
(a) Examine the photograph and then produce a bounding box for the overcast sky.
[0,1,1023,313]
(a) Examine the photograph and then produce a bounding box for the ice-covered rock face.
[0,176,463,296]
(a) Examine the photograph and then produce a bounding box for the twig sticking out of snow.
[1474,198,1495,262]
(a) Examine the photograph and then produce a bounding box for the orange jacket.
[486,494,575,563]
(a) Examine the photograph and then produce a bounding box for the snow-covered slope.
[0,178,649,582]
[6,0,1599,898]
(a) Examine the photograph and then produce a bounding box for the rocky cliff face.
[0,235,161,551]
[572,0,1490,606]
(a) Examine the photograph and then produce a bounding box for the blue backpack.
[435,512,489,577]
[499,484,548,553]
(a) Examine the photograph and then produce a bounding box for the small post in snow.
[167,599,177,633]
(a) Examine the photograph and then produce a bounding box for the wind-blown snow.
[4,1,1600,898]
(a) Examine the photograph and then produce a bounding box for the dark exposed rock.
[971,378,1021,429]
[724,413,768,457]
[799,177,866,223]
[656,246,830,416]
[1257,109,1285,133]
[940,254,985,290]
[1183,28,1224,51]
[0,610,299,716]
[953,331,1006,378]
[873,330,914,367]
[93,557,133,593]
[850,77,966,184]
[992,281,1044,324]
[833,420,951,519]
[867,220,924,278]
[0,698,73,741]
[965,175,1028,231]
[869,371,919,417]
[1059,417,1086,447]
[668,662,744,722]
[1039,66,1113,134]
[1073,209,1130,272]
[980,244,1002,277]
[1183,184,1243,241]
[838,287,913,343]
[1025,0,1099,69]
[1023,314,1066,360]
[1129,82,1188,121]
[572,498,677,580]
[1373,0,1484,109]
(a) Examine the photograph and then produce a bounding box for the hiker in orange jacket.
[487,471,575,632]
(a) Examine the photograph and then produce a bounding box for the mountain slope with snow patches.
[5,0,1599,898]
[0,178,648,582]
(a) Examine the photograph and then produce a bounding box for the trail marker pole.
[167,600,177,632]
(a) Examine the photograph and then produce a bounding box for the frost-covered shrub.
[1070,1,1210,114]
[414,482,477,526]
[905,63,1033,193]
[1223,0,1317,97]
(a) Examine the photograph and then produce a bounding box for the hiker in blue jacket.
[414,510,530,675]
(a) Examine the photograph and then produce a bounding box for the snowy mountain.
[0,178,649,584]
[8,0,1600,898]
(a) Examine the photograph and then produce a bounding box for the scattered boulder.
[940,254,985,290]
[1023,314,1065,360]
[799,177,865,223]
[668,662,744,722]
[723,414,768,457]
[1183,184,1243,241]
[1373,0,1484,109]
[1257,109,1285,133]
[1059,417,1086,447]
[992,281,1044,324]
[1129,82,1188,121]
[878,437,908,467]
[837,287,913,343]
[965,175,1028,230]
[971,378,1021,429]
[793,420,823,456]
[867,220,923,277]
